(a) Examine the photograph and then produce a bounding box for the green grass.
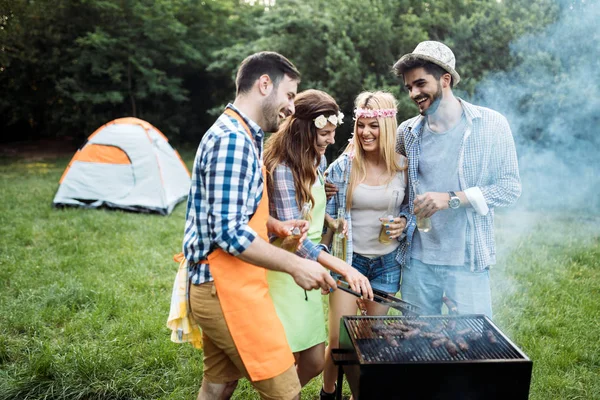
[0,152,598,399]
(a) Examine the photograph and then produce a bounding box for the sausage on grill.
[431,337,448,348]
[404,320,430,328]
[383,333,399,347]
[466,331,483,342]
[456,327,473,336]
[403,328,421,339]
[454,335,469,351]
[486,330,498,344]
[421,332,446,340]
[445,340,459,356]
[388,322,412,331]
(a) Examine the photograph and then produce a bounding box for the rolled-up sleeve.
[270,164,322,261]
[201,131,258,255]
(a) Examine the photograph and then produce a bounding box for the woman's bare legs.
[295,342,326,387]
[321,290,391,394]
[322,290,357,393]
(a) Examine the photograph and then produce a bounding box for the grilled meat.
[403,328,421,339]
[486,330,498,344]
[454,335,469,351]
[456,327,473,336]
[421,332,447,340]
[466,331,483,342]
[445,340,459,356]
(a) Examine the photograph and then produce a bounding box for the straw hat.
[394,41,461,85]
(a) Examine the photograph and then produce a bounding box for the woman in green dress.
[263,89,373,387]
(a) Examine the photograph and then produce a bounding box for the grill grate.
[345,315,527,363]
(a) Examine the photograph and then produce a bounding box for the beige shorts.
[189,282,301,400]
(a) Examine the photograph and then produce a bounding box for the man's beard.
[261,90,281,133]
[421,82,443,116]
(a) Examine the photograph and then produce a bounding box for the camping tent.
[53,117,190,215]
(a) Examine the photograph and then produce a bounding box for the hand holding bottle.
[378,215,407,241]
[281,202,312,252]
[331,207,347,261]
[412,181,432,233]
[379,190,402,244]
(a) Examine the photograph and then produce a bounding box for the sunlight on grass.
[1,154,598,400]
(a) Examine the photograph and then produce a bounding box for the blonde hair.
[345,91,405,211]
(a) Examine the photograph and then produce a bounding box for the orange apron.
[206,108,294,382]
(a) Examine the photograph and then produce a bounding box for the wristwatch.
[448,191,461,209]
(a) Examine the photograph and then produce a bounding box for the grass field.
[0,150,598,400]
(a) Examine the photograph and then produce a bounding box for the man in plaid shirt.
[392,41,521,318]
[182,52,336,400]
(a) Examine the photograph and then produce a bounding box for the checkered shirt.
[268,156,328,261]
[183,104,264,284]
[396,98,521,271]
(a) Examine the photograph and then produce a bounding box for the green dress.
[267,173,327,352]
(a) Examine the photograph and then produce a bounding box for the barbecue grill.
[332,315,532,399]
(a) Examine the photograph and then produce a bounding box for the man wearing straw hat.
[393,41,521,318]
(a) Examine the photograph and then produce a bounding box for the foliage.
[1,0,560,148]
[0,0,257,144]
[207,0,561,156]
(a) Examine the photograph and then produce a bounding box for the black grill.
[333,315,532,399]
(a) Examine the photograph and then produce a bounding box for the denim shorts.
[332,250,401,294]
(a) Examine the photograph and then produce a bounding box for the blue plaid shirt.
[268,156,328,261]
[396,98,521,271]
[183,104,264,284]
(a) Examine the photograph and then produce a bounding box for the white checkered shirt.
[396,98,521,271]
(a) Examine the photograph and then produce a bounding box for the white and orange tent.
[53,117,191,215]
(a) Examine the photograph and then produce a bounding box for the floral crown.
[313,111,344,129]
[354,108,397,119]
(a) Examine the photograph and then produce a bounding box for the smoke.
[472,0,600,213]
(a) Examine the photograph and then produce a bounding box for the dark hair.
[392,56,454,87]
[235,51,301,95]
[264,89,339,208]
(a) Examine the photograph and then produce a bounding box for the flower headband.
[314,112,344,129]
[354,108,397,119]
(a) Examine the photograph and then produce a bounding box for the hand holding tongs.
[335,280,422,316]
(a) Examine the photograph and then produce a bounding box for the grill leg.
[335,366,344,400]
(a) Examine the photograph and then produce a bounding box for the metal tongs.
[336,280,422,316]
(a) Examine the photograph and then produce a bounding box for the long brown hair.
[264,89,340,209]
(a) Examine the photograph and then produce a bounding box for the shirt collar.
[225,103,264,141]
[407,97,482,133]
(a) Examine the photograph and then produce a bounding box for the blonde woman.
[320,91,408,399]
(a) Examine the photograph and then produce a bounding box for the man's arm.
[204,131,335,291]
[413,115,521,218]
[473,115,521,211]
[238,237,336,291]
